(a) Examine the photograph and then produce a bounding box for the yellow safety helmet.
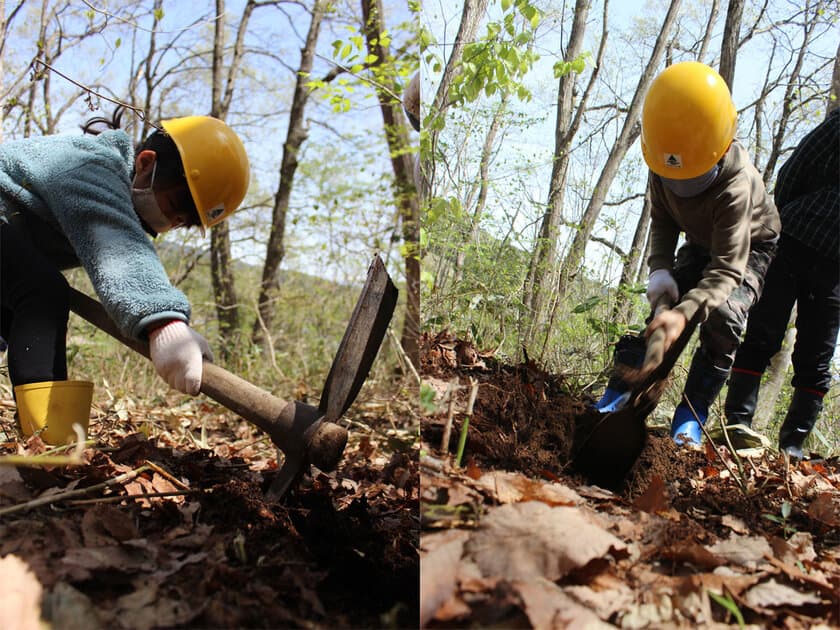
[161,116,250,229]
[641,61,737,179]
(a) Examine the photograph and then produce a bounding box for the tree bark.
[555,0,682,301]
[361,0,421,369]
[522,0,595,346]
[208,0,255,353]
[718,0,744,90]
[450,93,507,288]
[761,0,819,184]
[425,0,490,193]
[251,0,326,347]
[827,38,840,116]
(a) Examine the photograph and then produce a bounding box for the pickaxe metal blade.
[68,254,398,500]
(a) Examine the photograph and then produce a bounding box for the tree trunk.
[207,0,255,353]
[252,0,326,347]
[556,0,682,300]
[827,38,840,116]
[718,0,744,90]
[361,0,421,369]
[522,0,595,346]
[761,0,819,184]
[425,0,490,193]
[612,187,652,322]
[451,93,507,288]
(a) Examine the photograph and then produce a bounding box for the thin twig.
[80,0,225,34]
[65,490,199,506]
[31,59,162,131]
[0,465,151,517]
[143,459,192,492]
[387,328,420,386]
[687,397,749,496]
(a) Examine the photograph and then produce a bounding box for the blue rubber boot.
[594,387,630,412]
[670,402,706,445]
[592,334,646,412]
[670,350,729,446]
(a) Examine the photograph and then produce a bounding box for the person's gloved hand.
[646,269,679,308]
[148,321,213,395]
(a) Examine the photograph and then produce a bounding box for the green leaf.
[780,501,792,520]
[708,591,745,627]
[572,295,602,314]
[153,8,164,21]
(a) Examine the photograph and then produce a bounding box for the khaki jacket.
[648,140,780,323]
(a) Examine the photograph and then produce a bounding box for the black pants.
[0,220,70,386]
[732,235,840,393]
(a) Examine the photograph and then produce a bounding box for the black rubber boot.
[723,369,762,427]
[778,389,823,459]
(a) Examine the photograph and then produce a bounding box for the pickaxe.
[68,254,398,499]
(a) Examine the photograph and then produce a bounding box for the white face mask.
[661,164,720,198]
[132,162,179,233]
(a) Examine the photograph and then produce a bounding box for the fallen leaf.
[420,529,469,627]
[632,475,668,514]
[720,514,749,534]
[81,505,140,546]
[474,471,581,506]
[743,578,823,609]
[807,492,840,527]
[660,540,724,569]
[706,534,773,570]
[464,502,626,582]
[513,578,614,629]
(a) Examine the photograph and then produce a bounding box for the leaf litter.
[420,331,840,629]
[0,383,419,629]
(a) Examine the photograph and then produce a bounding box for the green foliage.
[762,501,797,538]
[553,51,591,79]
[442,0,541,108]
[708,590,746,628]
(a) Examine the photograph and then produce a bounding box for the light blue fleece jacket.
[0,129,190,339]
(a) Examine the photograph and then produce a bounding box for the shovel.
[68,254,398,499]
[572,297,703,488]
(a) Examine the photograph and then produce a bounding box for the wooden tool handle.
[67,287,346,470]
[642,295,674,372]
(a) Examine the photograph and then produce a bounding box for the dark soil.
[419,331,839,546]
[0,401,419,629]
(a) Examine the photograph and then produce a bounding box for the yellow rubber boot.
[14,380,93,445]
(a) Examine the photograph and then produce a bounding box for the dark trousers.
[0,220,70,386]
[733,236,840,393]
[673,240,777,372]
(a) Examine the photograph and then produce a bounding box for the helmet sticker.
[664,153,683,168]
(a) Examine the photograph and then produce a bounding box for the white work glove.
[646,269,679,308]
[148,321,214,395]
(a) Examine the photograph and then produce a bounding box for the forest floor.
[0,379,419,629]
[420,331,840,629]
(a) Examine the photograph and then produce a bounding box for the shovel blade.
[319,255,398,422]
[572,407,648,489]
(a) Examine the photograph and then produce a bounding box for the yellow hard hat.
[641,61,737,179]
[161,116,250,228]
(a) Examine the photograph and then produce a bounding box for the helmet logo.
[208,204,225,220]
[664,153,683,168]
